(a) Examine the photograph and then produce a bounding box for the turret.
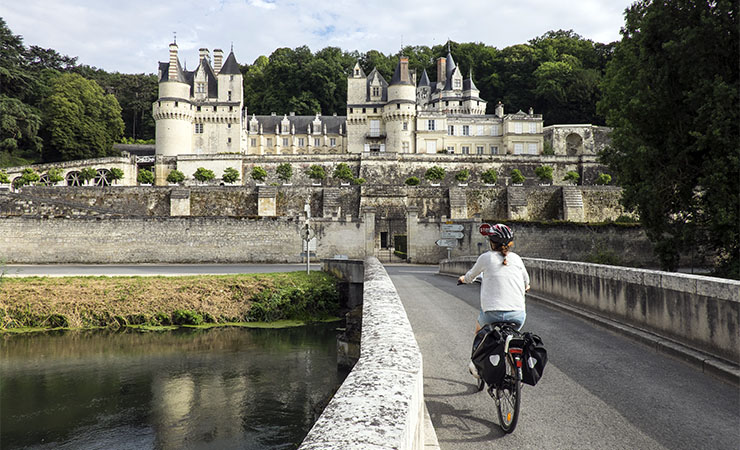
[416,69,431,107]
[154,42,193,158]
[384,57,417,153]
[388,57,416,102]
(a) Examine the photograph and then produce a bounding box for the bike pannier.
[471,325,507,388]
[521,332,548,386]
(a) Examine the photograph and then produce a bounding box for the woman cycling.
[458,223,530,333]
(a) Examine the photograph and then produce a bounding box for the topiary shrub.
[193,167,215,183]
[13,168,40,188]
[47,168,64,184]
[137,168,155,184]
[108,167,124,183]
[563,171,580,184]
[332,163,353,182]
[535,165,554,183]
[405,176,420,186]
[0,171,10,184]
[276,163,293,183]
[595,173,612,185]
[306,164,326,181]
[424,166,446,183]
[481,169,498,185]
[223,167,240,184]
[251,166,267,182]
[79,167,98,184]
[455,169,470,183]
[352,177,366,185]
[510,169,525,184]
[166,169,185,184]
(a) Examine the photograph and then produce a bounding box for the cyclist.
[458,223,530,333]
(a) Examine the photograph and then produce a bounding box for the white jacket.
[463,251,530,312]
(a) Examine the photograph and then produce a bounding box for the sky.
[1,0,636,74]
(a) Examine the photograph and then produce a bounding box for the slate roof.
[219,51,241,75]
[390,59,413,86]
[250,115,346,135]
[365,68,388,102]
[418,69,430,87]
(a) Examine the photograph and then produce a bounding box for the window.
[369,120,380,137]
[447,146,455,153]
[529,122,537,134]
[266,138,272,147]
[227,123,231,129]
[298,138,305,147]
[397,103,400,109]
[373,108,377,113]
[491,124,500,136]
[462,146,470,155]
[196,83,205,93]
[251,138,257,147]
[426,140,437,154]
[490,145,498,155]
[514,122,523,134]
[528,143,538,154]
[402,142,409,153]
[227,137,232,144]
[194,123,203,134]
[477,126,484,136]
[514,143,524,154]
[196,106,201,112]
[174,101,179,107]
[402,122,408,131]
[362,108,366,113]
[230,75,234,81]
[372,86,380,97]
[283,137,289,146]
[330,137,336,146]
[228,91,232,101]
[462,125,470,136]
[428,120,435,131]
[448,125,454,136]
[213,106,217,112]
[477,146,484,155]
[229,106,233,112]
[454,79,461,89]
[314,138,321,147]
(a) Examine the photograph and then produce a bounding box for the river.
[0,323,347,449]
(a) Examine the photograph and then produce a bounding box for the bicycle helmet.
[483,223,513,245]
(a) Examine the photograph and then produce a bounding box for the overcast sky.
[1,0,635,74]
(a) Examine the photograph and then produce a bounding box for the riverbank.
[0,271,339,332]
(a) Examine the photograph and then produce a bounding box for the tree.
[424,166,446,182]
[306,164,326,181]
[166,169,184,184]
[251,166,267,182]
[332,162,353,181]
[481,169,498,185]
[223,167,240,184]
[563,171,580,184]
[193,167,215,183]
[0,96,43,163]
[510,169,525,184]
[455,169,470,183]
[40,72,124,162]
[108,167,124,183]
[79,167,97,184]
[535,165,554,182]
[137,168,154,185]
[276,163,292,182]
[598,0,739,276]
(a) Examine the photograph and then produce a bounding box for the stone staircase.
[562,186,585,222]
[322,188,341,219]
[506,186,528,220]
[448,187,468,219]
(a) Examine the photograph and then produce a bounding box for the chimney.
[437,57,446,85]
[495,102,504,118]
[213,49,224,73]
[199,48,210,64]
[168,43,179,80]
[399,57,410,83]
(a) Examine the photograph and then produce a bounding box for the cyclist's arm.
[460,254,486,284]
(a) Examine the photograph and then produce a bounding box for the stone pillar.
[257,186,277,216]
[406,206,418,263]
[363,206,376,257]
[170,189,190,216]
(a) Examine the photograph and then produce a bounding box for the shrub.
[0,171,9,184]
[563,171,580,183]
[171,309,203,326]
[543,141,555,155]
[510,169,525,184]
[405,176,420,186]
[79,167,98,184]
[108,167,124,182]
[223,167,240,184]
[455,169,470,183]
[595,173,612,185]
[13,168,40,188]
[424,166,446,182]
[137,168,154,184]
[251,166,267,182]
[166,169,185,184]
[276,163,293,182]
[306,164,326,181]
[352,177,366,185]
[47,168,64,184]
[535,165,554,182]
[481,169,498,185]
[193,167,215,183]
[333,163,354,181]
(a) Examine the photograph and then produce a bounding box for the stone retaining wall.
[439,257,740,364]
[300,257,425,450]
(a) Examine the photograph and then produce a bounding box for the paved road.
[2,263,320,277]
[386,265,739,450]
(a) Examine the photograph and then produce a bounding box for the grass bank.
[0,271,339,332]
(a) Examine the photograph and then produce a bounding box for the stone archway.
[566,133,584,156]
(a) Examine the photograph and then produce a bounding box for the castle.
[152,43,544,158]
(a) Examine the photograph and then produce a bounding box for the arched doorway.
[566,133,584,156]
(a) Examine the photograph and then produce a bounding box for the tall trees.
[598,0,739,277]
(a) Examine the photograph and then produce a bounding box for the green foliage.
[120,137,155,145]
[424,166,446,182]
[193,167,215,183]
[0,96,42,161]
[535,165,554,182]
[171,309,203,326]
[46,167,63,183]
[598,0,738,276]
[79,167,97,183]
[455,169,470,182]
[595,173,611,185]
[276,163,293,182]
[481,169,498,185]
[246,272,339,322]
[563,171,580,183]
[306,164,326,181]
[585,245,623,266]
[352,177,366,185]
[405,176,420,186]
[12,167,40,188]
[543,141,555,155]
[332,162,353,181]
[250,166,267,182]
[510,169,526,184]
[108,167,124,181]
[223,167,240,184]
[137,168,154,184]
[166,169,185,184]
[0,171,9,184]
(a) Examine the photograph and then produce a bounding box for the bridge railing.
[300,257,425,450]
[440,257,740,369]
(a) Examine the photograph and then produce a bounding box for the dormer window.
[454,79,461,89]
[196,83,205,93]
[355,68,360,76]
[372,86,380,97]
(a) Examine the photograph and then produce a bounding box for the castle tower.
[216,50,244,153]
[153,42,194,157]
[416,69,431,109]
[384,57,417,153]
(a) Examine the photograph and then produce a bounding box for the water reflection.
[0,324,346,449]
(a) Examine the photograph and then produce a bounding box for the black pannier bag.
[471,324,508,388]
[521,332,548,386]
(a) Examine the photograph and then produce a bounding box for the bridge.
[302,257,739,449]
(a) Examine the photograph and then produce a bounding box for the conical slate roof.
[219,51,241,75]
[418,69,430,87]
[390,58,413,86]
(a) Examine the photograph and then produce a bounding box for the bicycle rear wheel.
[495,356,521,433]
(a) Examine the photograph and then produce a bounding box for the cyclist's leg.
[497,310,526,331]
